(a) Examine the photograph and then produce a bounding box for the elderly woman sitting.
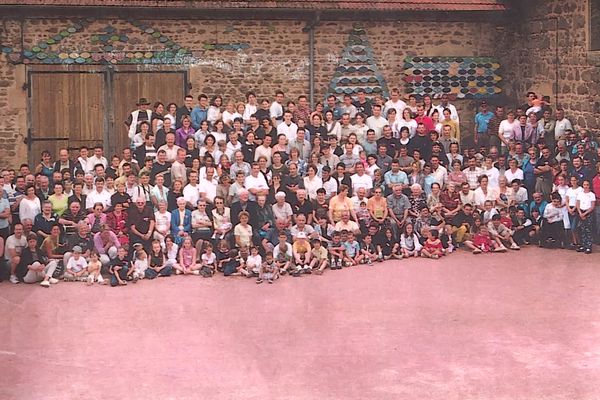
[408,183,427,222]
[171,197,192,246]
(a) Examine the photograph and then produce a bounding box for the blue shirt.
[474,111,494,134]
[384,170,409,187]
[190,106,208,130]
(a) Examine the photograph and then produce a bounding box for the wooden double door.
[28,68,187,164]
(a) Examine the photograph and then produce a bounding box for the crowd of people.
[1,88,598,288]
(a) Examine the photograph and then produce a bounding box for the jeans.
[110,265,128,286]
[145,265,173,279]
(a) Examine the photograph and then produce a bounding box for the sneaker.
[175,269,182,275]
[256,278,263,284]
[472,248,482,254]
[585,248,592,254]
[510,243,520,250]
[192,270,200,276]
[40,280,50,288]
[49,277,59,284]
[268,279,273,284]
[345,261,352,267]
[577,246,585,252]
[10,275,19,284]
[366,258,373,265]
[431,254,439,259]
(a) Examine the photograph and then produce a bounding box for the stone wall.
[502,0,600,130]
[1,14,508,168]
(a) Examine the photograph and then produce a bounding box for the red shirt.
[415,115,435,132]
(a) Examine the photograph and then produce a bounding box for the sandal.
[119,281,127,286]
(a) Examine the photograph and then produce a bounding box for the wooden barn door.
[110,71,187,156]
[28,71,105,164]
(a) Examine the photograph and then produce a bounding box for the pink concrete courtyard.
[1,247,600,400]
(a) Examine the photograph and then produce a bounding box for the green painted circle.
[60,31,70,37]
[75,57,85,63]
[111,35,119,41]
[67,27,77,33]
[159,36,168,43]
[32,46,41,53]
[145,28,154,34]
[36,52,47,59]
[152,32,161,38]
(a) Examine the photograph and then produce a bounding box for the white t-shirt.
[86,189,112,210]
[498,120,518,145]
[366,115,388,139]
[19,197,41,223]
[198,179,217,203]
[244,174,269,201]
[277,122,298,142]
[183,184,200,206]
[565,187,583,207]
[483,167,500,188]
[384,99,407,116]
[576,191,596,210]
[154,210,172,234]
[5,234,26,261]
[350,173,373,193]
[270,102,284,121]
[503,168,524,183]
[67,256,88,273]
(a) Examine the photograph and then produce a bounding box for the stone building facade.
[0,0,598,167]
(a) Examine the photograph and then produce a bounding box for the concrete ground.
[1,247,599,400]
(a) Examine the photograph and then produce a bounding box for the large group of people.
[1,88,598,287]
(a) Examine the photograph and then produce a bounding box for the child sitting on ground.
[464,225,503,254]
[309,239,329,274]
[272,233,292,275]
[175,236,200,275]
[257,251,278,284]
[64,245,88,282]
[328,231,346,269]
[378,228,401,260]
[245,246,262,278]
[342,230,361,266]
[200,242,216,277]
[147,239,172,279]
[359,234,378,265]
[421,229,444,259]
[292,232,312,276]
[131,248,149,281]
[400,223,422,258]
[86,250,105,285]
[109,246,129,286]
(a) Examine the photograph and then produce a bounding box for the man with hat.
[125,98,153,144]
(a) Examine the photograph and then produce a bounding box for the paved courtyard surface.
[1,247,600,400]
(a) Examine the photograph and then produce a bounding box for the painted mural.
[1,18,249,65]
[403,56,502,99]
[326,26,389,100]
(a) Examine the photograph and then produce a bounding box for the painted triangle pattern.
[327,26,389,100]
[403,56,502,99]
